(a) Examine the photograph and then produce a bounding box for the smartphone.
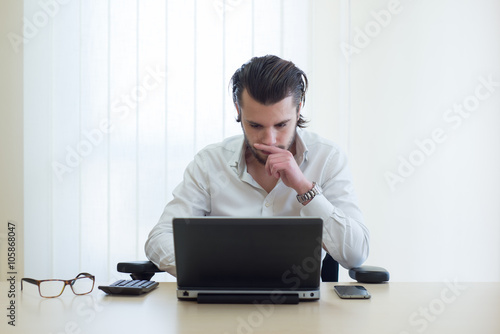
[334,285,371,299]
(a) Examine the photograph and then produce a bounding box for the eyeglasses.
[21,273,95,298]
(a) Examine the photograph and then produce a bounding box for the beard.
[243,129,297,165]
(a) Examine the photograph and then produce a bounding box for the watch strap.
[296,182,322,204]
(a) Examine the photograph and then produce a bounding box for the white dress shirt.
[145,128,369,276]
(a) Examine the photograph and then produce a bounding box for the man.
[145,55,369,277]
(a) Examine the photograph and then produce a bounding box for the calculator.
[98,279,159,295]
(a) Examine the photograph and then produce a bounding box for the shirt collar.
[294,127,309,166]
[228,137,245,176]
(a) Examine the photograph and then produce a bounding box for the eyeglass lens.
[39,281,66,298]
[71,276,94,295]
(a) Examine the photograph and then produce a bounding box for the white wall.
[322,0,500,282]
[0,0,24,281]
[9,0,500,282]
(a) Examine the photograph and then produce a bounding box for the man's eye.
[276,123,287,128]
[250,124,261,128]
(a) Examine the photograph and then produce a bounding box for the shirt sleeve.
[144,154,211,276]
[300,148,370,269]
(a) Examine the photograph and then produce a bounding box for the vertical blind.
[24,0,315,282]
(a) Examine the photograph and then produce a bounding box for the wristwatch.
[296,182,322,204]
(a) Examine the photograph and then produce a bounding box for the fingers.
[252,143,310,192]
[253,143,304,187]
[253,143,289,177]
[266,154,293,178]
[254,143,283,154]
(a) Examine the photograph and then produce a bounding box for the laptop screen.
[173,217,323,291]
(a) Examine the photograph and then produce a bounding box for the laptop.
[172,217,323,304]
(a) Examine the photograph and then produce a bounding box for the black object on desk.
[117,261,164,281]
[349,266,390,283]
[98,279,158,295]
[97,261,163,295]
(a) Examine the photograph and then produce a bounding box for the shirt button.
[265,202,271,207]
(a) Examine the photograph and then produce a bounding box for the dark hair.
[231,55,309,128]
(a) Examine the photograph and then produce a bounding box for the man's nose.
[261,128,277,146]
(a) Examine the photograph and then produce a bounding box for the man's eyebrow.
[245,119,292,126]
[276,118,292,125]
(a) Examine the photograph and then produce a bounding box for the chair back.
[321,253,339,282]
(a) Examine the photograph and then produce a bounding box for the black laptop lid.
[173,217,323,290]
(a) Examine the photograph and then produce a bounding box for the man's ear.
[296,102,302,120]
[235,103,242,122]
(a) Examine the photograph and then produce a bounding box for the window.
[24,0,316,281]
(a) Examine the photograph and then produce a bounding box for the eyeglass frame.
[21,272,95,298]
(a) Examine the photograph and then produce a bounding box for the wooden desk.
[2,282,499,333]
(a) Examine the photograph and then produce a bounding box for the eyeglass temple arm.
[75,272,94,279]
[20,278,38,290]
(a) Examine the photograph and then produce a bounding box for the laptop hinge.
[197,293,300,304]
